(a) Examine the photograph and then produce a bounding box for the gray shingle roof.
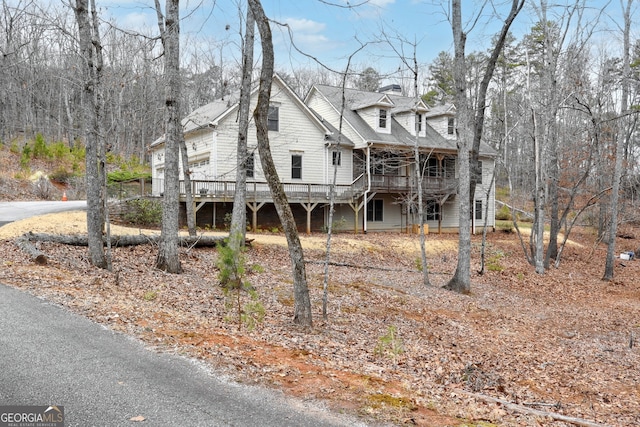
[310,84,496,156]
[311,85,451,149]
[182,92,241,134]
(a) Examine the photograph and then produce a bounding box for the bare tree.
[154,0,182,273]
[603,0,632,280]
[229,5,255,252]
[72,0,108,269]
[445,0,524,293]
[248,0,312,327]
[382,31,430,286]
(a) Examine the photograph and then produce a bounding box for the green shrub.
[143,290,158,301]
[107,169,151,183]
[122,198,162,226]
[32,134,50,159]
[70,144,85,162]
[106,151,122,165]
[495,204,512,220]
[48,141,71,160]
[107,155,151,183]
[217,236,265,331]
[375,325,404,363]
[486,251,505,272]
[20,145,31,170]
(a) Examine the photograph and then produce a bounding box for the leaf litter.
[1,214,639,426]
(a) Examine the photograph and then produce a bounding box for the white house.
[149,76,496,233]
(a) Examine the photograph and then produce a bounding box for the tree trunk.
[21,232,225,247]
[603,0,631,280]
[469,0,525,206]
[444,0,471,294]
[248,0,312,327]
[180,132,196,236]
[539,0,557,271]
[73,0,107,269]
[14,236,48,265]
[229,6,255,253]
[445,0,523,293]
[154,0,182,273]
[533,109,545,274]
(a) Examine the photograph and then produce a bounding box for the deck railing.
[152,179,365,202]
[368,174,458,193]
[151,174,456,202]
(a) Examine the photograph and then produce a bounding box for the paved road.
[0,201,87,226]
[0,284,368,427]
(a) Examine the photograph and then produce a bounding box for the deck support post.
[247,201,266,232]
[300,202,318,235]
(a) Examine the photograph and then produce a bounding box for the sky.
[100,0,635,80]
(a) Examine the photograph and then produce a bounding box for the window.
[379,109,388,128]
[189,158,210,168]
[291,154,302,179]
[425,200,441,221]
[268,106,279,131]
[245,152,254,178]
[416,113,422,132]
[475,200,483,220]
[448,117,455,135]
[332,150,341,166]
[367,199,384,222]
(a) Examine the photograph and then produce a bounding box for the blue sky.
[102,0,634,78]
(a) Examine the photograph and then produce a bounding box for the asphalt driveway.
[0,201,87,226]
[0,284,367,427]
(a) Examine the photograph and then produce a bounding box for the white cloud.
[279,17,333,51]
[283,17,326,34]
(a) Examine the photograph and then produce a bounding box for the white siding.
[474,157,495,228]
[395,112,426,137]
[182,129,215,180]
[359,106,391,135]
[427,115,455,140]
[178,79,350,186]
[306,92,366,149]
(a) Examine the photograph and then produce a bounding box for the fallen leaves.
[1,227,639,426]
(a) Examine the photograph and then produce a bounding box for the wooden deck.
[151,175,457,204]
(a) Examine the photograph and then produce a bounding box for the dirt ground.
[1,210,639,427]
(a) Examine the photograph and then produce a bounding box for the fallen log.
[15,236,48,265]
[455,389,605,427]
[21,232,226,247]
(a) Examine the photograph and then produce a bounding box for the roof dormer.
[351,93,394,111]
[350,93,395,135]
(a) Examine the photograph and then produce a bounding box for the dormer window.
[379,109,388,129]
[416,113,423,133]
[448,117,455,135]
